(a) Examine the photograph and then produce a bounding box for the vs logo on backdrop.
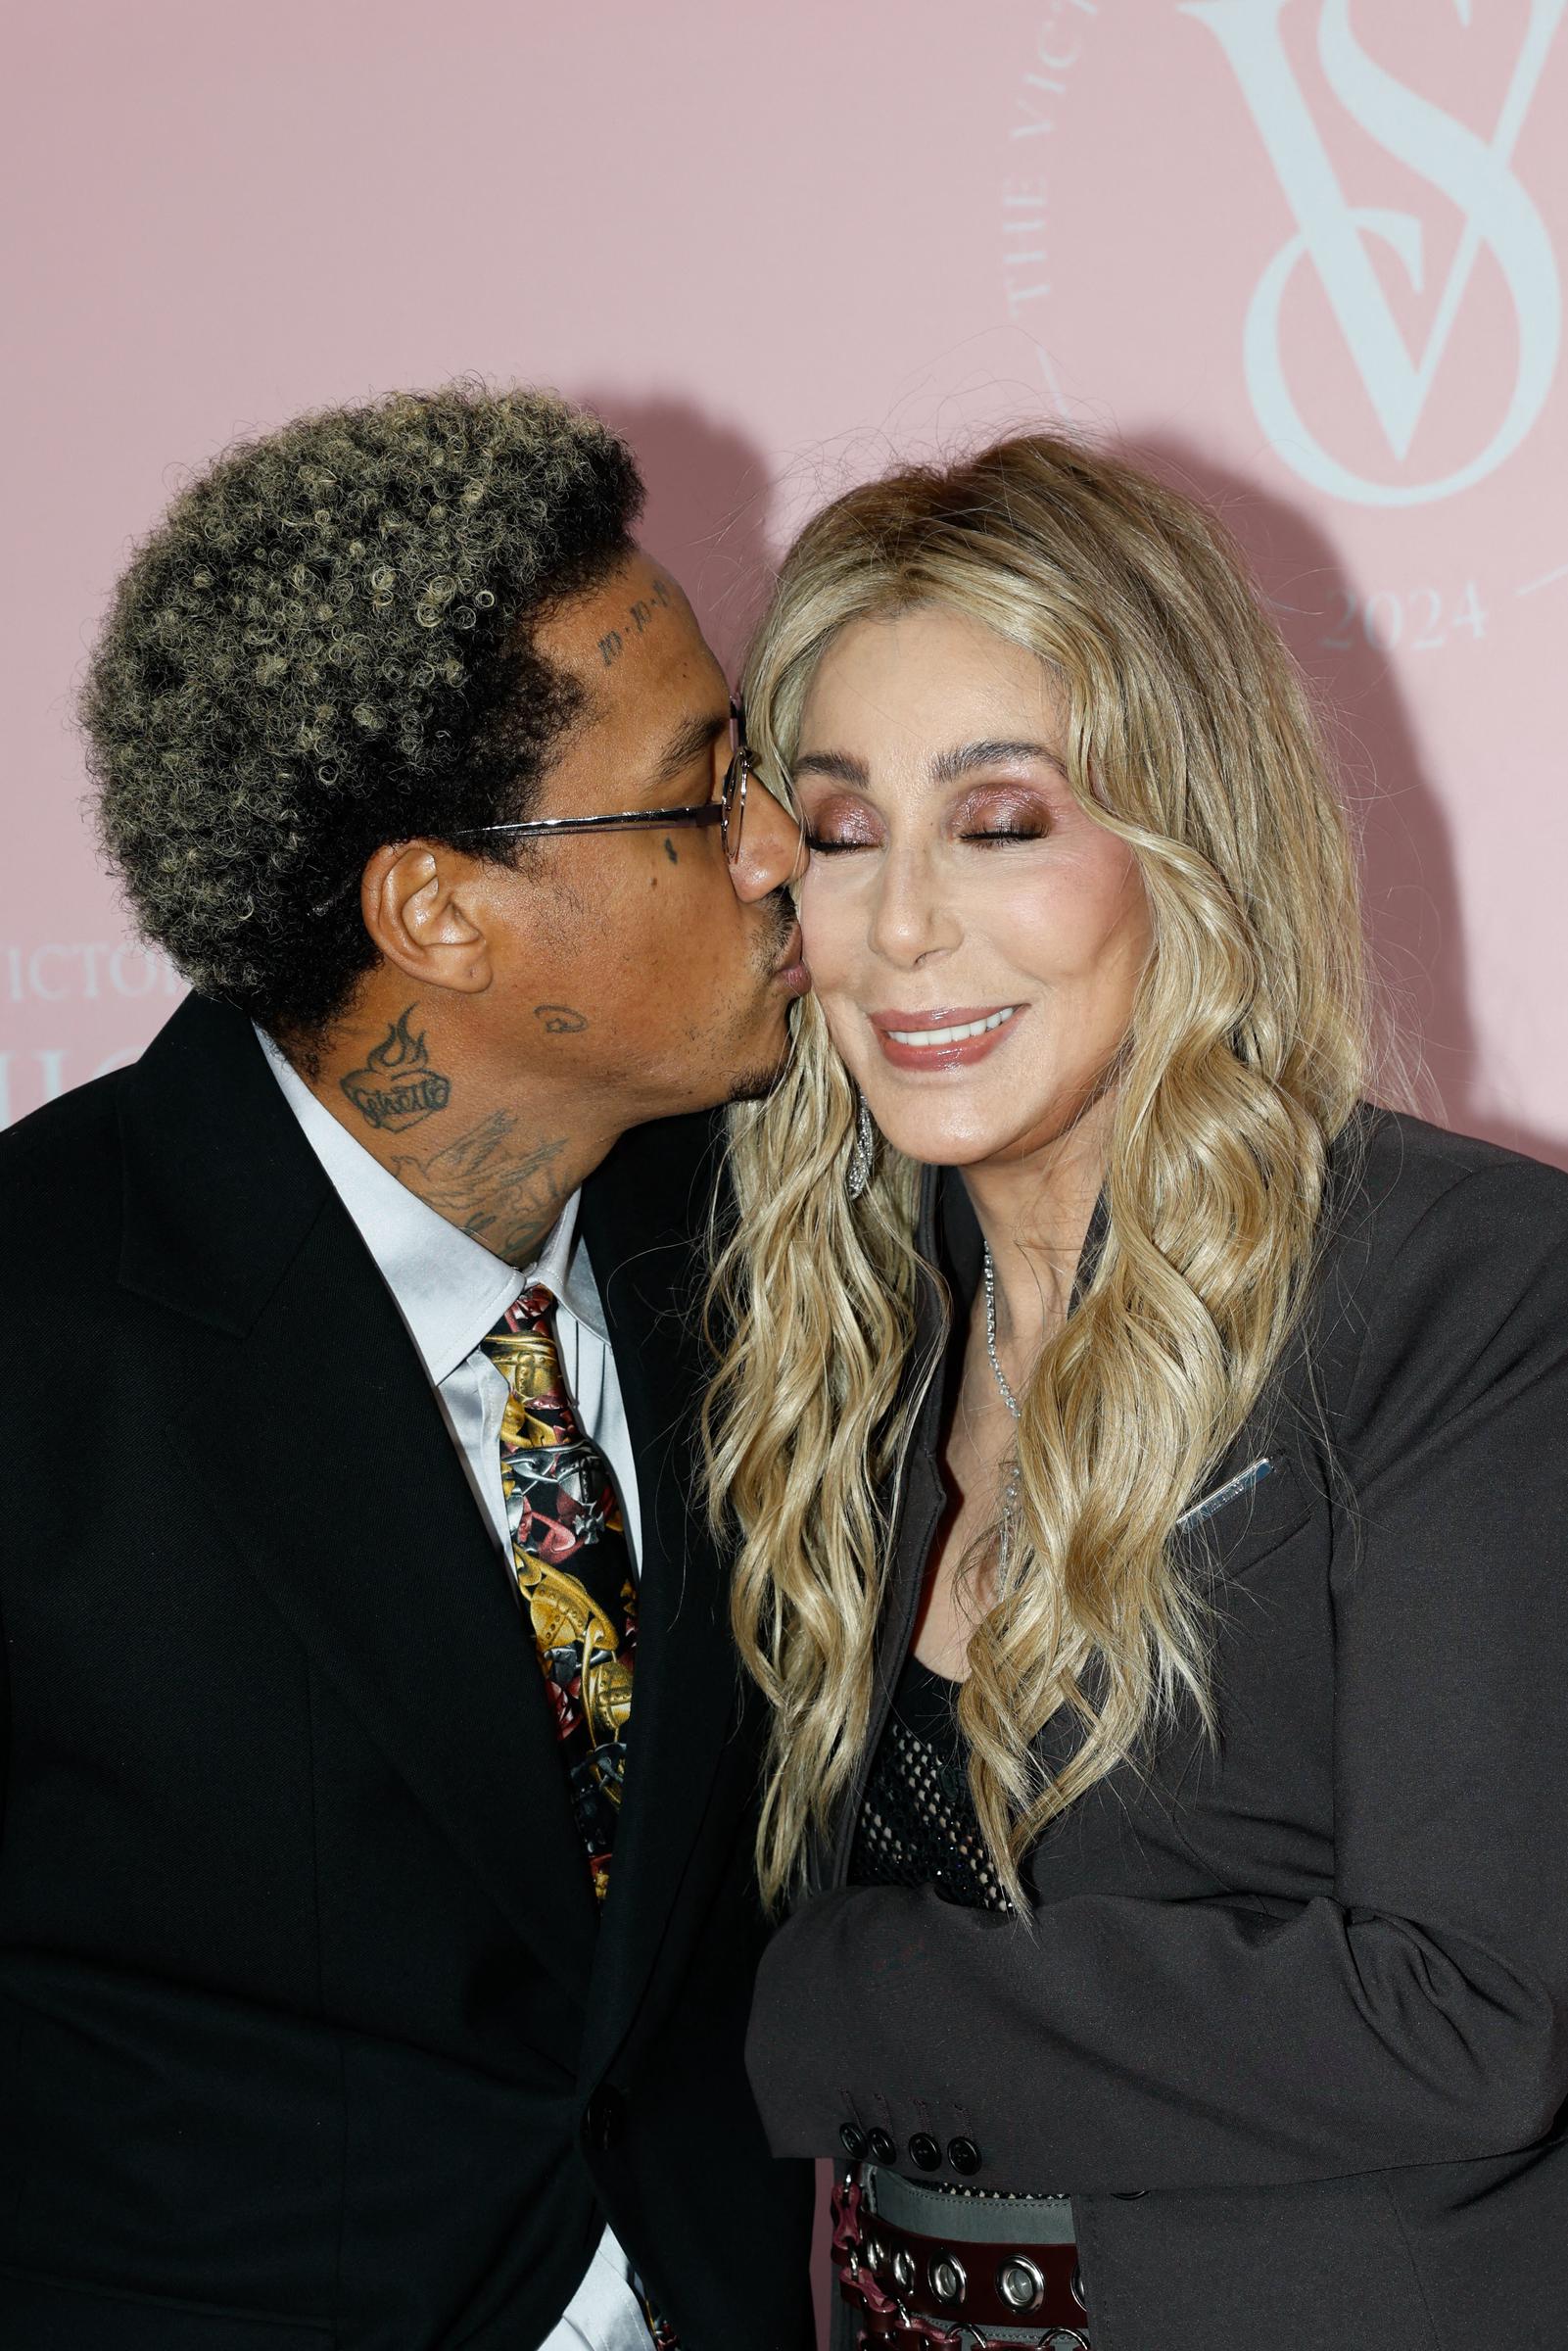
[1183,0,1565,505]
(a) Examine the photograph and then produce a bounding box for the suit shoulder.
[0,1067,128,1202]
[1317,1107,1568,1463]
[1331,1103,1568,1263]
[0,1072,133,1356]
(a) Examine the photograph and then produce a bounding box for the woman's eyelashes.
[803,785,1053,853]
[800,795,881,854]
[952,785,1052,842]
[805,830,875,854]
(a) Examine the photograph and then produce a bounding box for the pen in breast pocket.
[1176,1457,1274,1530]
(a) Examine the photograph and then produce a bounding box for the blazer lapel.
[574,1114,745,2069]
[118,997,597,1997]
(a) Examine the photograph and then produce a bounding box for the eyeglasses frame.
[451,698,755,864]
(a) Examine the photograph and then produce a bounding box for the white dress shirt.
[260,1033,652,2351]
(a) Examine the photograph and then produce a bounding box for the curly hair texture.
[82,385,643,1040]
[704,433,1370,1909]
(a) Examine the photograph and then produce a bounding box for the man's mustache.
[759,887,797,965]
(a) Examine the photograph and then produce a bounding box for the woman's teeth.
[886,1007,1018,1046]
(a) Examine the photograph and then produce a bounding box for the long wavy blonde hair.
[704,433,1368,1908]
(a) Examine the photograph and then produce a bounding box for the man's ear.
[358,841,495,993]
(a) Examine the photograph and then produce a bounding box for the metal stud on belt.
[998,2255,1048,2313]
[831,2169,1094,2349]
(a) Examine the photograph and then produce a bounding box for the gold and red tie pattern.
[482,1282,639,1905]
[482,1286,681,2346]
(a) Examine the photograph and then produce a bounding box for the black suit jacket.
[0,995,814,2351]
[747,1109,1568,2350]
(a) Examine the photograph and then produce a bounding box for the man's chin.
[725,1054,791,1105]
[700,978,801,1107]
[724,1017,798,1105]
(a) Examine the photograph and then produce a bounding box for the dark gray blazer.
[746,1109,1568,2351]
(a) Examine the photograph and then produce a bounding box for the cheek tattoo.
[534,1004,590,1034]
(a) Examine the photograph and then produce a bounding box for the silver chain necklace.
[982,1246,1022,1421]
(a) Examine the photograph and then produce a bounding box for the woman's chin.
[873,1111,1026,1170]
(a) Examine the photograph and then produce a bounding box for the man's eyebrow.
[929,738,1066,784]
[646,707,730,792]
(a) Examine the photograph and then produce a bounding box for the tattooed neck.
[389,1111,571,1265]
[340,1006,451,1133]
[325,1001,582,1265]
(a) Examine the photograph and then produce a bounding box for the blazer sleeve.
[744,1156,1568,2193]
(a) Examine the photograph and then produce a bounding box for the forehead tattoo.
[596,574,673,671]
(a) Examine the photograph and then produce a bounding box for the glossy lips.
[870,1003,1023,1071]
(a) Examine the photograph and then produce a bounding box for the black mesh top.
[848,1650,1014,1913]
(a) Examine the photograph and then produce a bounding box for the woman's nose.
[867,845,958,968]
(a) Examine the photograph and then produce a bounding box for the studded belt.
[832,2164,1092,2348]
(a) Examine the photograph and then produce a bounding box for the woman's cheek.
[990,862,1120,978]
[796,871,853,979]
[817,991,865,1071]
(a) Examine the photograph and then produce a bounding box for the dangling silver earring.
[846,1091,876,1200]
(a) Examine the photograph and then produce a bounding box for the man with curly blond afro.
[0,385,816,2351]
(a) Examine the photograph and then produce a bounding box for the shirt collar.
[256,1028,606,1382]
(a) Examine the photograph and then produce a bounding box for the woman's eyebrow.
[791,740,1067,788]
[791,748,869,786]
[929,738,1066,784]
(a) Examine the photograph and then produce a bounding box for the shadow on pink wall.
[572,389,779,678]
[1132,437,1568,1176]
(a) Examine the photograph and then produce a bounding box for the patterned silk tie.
[482,1282,639,1904]
[483,1286,681,2348]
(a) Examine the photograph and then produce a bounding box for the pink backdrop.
[5,0,1566,1162]
[3,4,1565,2332]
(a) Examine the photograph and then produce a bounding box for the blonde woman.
[706,436,1568,2350]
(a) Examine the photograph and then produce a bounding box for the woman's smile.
[869,1002,1026,1071]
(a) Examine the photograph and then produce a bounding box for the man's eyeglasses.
[451,700,769,866]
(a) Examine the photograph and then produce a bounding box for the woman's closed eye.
[800,784,1055,852]
[805,820,1050,852]
[804,829,875,854]
[800,795,882,854]
[953,785,1051,844]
